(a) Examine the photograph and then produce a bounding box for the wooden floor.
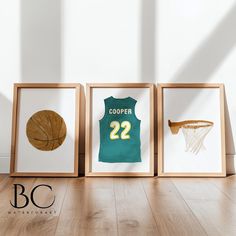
[0,175,236,236]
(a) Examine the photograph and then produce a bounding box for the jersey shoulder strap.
[128,97,137,106]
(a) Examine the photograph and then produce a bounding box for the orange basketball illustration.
[26,110,67,151]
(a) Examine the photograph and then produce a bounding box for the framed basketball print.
[85,83,155,176]
[10,83,84,177]
[158,83,226,177]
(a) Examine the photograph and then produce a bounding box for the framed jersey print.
[10,83,84,177]
[85,83,155,176]
[158,83,226,177]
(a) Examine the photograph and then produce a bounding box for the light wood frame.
[158,83,226,177]
[85,83,155,177]
[10,83,83,177]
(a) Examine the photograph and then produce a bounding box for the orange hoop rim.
[169,120,214,129]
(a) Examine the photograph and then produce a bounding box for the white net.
[181,122,213,155]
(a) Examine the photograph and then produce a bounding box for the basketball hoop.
[168,120,214,155]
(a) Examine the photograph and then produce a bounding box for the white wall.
[0,0,235,173]
[0,1,20,172]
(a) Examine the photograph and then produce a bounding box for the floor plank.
[142,178,207,236]
[114,178,159,236]
[210,176,236,203]
[0,174,7,183]
[55,178,117,236]
[0,176,236,235]
[173,178,236,236]
[172,178,224,200]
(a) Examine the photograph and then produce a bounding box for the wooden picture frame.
[86,83,155,176]
[158,83,226,177]
[10,83,83,177]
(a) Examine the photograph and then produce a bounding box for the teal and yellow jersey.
[99,96,141,163]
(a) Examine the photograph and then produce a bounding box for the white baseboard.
[0,155,235,175]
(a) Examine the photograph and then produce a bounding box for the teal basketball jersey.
[99,96,141,163]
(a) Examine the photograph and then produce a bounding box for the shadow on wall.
[20,0,85,175]
[21,0,62,82]
[19,1,77,174]
[224,93,235,173]
[140,0,156,83]
[172,4,236,83]
[140,0,158,173]
[139,0,236,173]
[18,1,236,174]
[0,93,12,172]
[159,3,236,167]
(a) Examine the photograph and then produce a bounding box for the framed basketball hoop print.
[158,84,226,177]
[10,83,84,177]
[85,83,155,176]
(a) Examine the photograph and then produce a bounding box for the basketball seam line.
[30,117,49,140]
[28,135,66,142]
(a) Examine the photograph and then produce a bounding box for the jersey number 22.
[110,121,131,140]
